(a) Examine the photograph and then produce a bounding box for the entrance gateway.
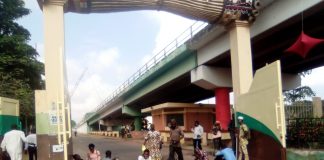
[35,0,284,159]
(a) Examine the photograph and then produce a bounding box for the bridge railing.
[86,21,208,120]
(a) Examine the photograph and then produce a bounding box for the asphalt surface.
[73,134,215,160]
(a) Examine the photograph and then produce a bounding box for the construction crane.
[69,67,88,98]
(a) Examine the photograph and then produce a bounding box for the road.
[72,134,214,159]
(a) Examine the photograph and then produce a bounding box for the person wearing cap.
[237,116,249,160]
[212,121,222,151]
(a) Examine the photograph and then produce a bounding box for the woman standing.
[87,143,101,160]
[143,124,162,160]
[212,121,222,151]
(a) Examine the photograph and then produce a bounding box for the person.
[138,149,151,160]
[75,130,78,137]
[87,143,101,160]
[237,116,249,160]
[0,124,26,160]
[103,150,111,160]
[141,118,148,131]
[227,114,236,154]
[168,119,184,160]
[191,120,204,154]
[73,154,84,160]
[143,124,162,160]
[215,141,236,160]
[120,126,126,139]
[25,128,37,160]
[212,121,222,152]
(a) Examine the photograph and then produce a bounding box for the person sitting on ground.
[215,140,236,160]
[138,149,151,160]
[73,154,83,160]
[87,143,101,160]
[103,150,111,160]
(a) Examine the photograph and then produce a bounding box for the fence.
[285,101,313,119]
[286,118,324,149]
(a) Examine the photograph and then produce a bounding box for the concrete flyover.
[82,0,324,130]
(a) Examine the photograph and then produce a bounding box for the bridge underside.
[206,2,324,73]
[126,2,324,110]
[94,2,324,124]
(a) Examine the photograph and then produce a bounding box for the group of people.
[139,116,250,160]
[1,116,250,160]
[0,124,37,160]
[214,116,250,160]
[72,144,117,160]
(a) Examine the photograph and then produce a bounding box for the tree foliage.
[71,120,76,128]
[0,0,44,128]
[284,86,316,104]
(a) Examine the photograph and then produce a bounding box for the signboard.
[49,112,62,125]
[52,144,64,152]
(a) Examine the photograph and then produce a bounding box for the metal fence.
[286,118,324,149]
[285,101,313,119]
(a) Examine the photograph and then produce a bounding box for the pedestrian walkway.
[73,134,216,159]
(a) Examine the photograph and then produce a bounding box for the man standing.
[168,119,184,160]
[1,124,26,160]
[25,128,37,160]
[237,116,249,160]
[191,120,204,153]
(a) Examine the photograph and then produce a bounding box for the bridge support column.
[122,105,142,131]
[215,88,231,131]
[35,2,72,160]
[312,97,323,118]
[227,21,253,102]
[134,117,142,131]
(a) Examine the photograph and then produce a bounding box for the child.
[103,150,111,160]
[138,149,151,160]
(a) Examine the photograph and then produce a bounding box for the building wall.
[0,97,19,136]
[185,109,214,132]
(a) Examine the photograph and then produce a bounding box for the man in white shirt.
[191,121,204,153]
[1,124,26,160]
[25,128,37,160]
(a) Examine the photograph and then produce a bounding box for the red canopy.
[285,31,324,58]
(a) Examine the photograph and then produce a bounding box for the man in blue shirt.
[215,140,236,160]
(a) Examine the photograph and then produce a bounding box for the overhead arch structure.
[39,0,224,22]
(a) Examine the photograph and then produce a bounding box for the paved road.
[73,134,215,159]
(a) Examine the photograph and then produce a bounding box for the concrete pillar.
[215,88,231,131]
[228,20,253,103]
[35,2,72,160]
[312,97,323,118]
[134,117,141,131]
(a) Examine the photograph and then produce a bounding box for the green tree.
[0,0,44,130]
[284,86,316,104]
[71,120,76,128]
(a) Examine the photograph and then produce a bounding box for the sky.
[19,0,324,123]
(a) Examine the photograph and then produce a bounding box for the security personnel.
[238,116,249,160]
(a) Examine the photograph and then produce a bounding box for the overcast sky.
[19,0,324,122]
